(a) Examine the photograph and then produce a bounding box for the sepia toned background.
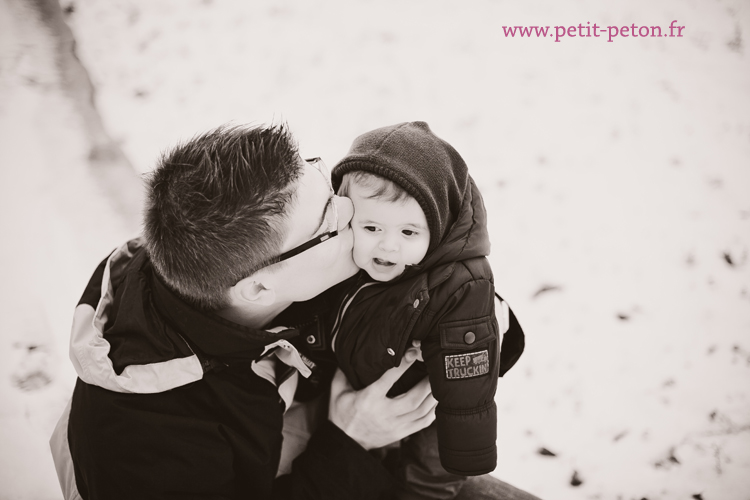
[1,0,748,498]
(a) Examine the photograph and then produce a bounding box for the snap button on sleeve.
[387,348,395,356]
[464,331,476,344]
[306,335,316,344]
[413,299,420,308]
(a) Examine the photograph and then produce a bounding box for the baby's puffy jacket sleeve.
[422,278,502,476]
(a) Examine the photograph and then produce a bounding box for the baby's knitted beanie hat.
[331,121,468,253]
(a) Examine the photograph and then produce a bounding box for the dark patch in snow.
[537,447,556,457]
[532,284,562,298]
[685,253,695,266]
[662,378,675,388]
[13,370,53,391]
[613,430,628,442]
[707,345,716,355]
[654,447,680,469]
[727,25,742,53]
[63,3,75,15]
[617,313,630,321]
[722,248,747,268]
[723,252,734,266]
[713,445,724,474]
[134,89,148,98]
[11,343,54,392]
[730,344,750,365]
[692,494,704,500]
[569,470,583,487]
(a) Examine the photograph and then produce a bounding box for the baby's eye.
[402,229,417,236]
[363,226,378,232]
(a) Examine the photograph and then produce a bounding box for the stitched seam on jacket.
[438,444,496,456]
[437,400,495,417]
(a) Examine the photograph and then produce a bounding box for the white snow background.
[1,0,749,498]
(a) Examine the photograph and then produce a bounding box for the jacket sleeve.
[422,277,500,476]
[273,421,396,500]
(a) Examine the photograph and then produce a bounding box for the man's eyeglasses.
[271,158,339,264]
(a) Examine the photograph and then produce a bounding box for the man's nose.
[334,195,353,231]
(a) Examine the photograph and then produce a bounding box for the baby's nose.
[378,236,399,252]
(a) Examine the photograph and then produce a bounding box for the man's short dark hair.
[144,124,301,310]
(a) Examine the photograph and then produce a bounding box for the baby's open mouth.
[373,258,395,267]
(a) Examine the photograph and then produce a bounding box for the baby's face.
[348,183,430,282]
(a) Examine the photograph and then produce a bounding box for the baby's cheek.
[352,247,368,269]
[350,237,367,269]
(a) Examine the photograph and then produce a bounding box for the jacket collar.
[150,269,298,358]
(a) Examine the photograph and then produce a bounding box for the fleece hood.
[332,121,490,270]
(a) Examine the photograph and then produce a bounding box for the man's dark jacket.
[49,238,395,500]
[330,122,525,476]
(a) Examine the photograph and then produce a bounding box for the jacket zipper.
[330,282,379,353]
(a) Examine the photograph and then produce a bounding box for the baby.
[330,121,525,499]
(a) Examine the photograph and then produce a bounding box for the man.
[50,124,437,499]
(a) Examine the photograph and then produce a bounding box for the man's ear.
[232,276,277,307]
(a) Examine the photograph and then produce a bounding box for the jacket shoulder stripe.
[69,303,203,393]
[70,239,204,394]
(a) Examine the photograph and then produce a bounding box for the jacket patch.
[444,350,490,380]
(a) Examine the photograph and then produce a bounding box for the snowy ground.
[1,0,749,498]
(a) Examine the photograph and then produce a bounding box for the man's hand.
[328,347,437,450]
